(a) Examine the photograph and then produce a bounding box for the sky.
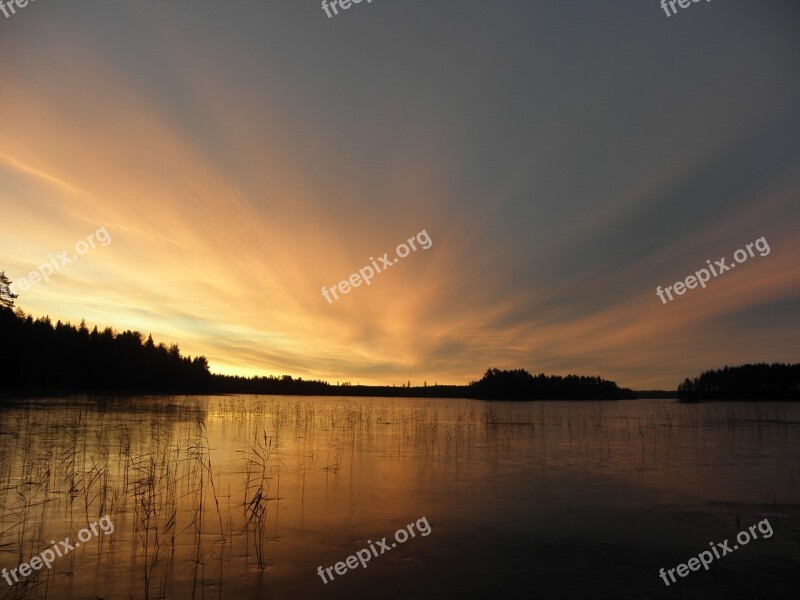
[1,0,799,389]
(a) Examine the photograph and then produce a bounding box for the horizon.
[3,303,795,393]
[1,3,799,598]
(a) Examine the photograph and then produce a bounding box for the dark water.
[0,396,798,599]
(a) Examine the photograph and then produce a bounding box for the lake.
[0,396,798,599]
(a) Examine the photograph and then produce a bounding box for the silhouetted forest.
[214,369,633,399]
[0,304,634,399]
[1,274,795,402]
[0,307,213,393]
[469,368,634,400]
[678,363,800,401]
[212,374,467,398]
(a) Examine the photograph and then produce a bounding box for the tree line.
[0,307,212,393]
[468,368,634,400]
[0,304,633,399]
[678,364,800,401]
[2,271,796,400]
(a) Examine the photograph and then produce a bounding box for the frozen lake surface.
[0,396,797,599]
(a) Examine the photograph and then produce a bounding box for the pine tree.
[0,271,18,311]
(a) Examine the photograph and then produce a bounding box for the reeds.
[242,429,275,570]
[0,395,792,599]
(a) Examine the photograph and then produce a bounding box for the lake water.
[0,396,798,599]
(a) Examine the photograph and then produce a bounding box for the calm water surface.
[0,396,798,599]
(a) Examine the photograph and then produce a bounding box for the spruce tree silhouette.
[0,271,17,311]
[0,272,211,395]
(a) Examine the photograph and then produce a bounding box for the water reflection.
[0,397,797,599]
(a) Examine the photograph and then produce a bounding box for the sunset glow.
[2,1,798,389]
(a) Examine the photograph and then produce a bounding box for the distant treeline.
[0,308,212,393]
[633,390,677,399]
[212,374,467,398]
[214,369,632,400]
[0,307,632,399]
[468,368,633,400]
[678,364,800,401]
[1,302,795,401]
